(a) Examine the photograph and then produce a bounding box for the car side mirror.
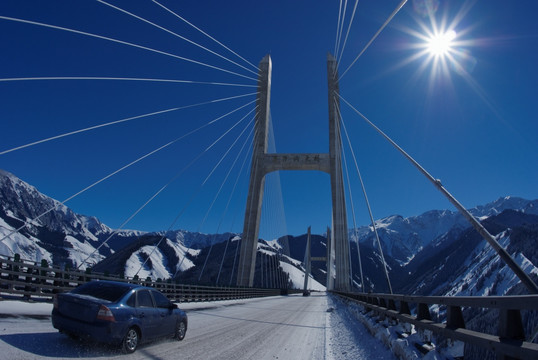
[169,302,178,310]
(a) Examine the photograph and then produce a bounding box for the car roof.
[83,280,148,291]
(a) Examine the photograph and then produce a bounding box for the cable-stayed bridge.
[1,1,538,359]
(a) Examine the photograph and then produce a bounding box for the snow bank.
[325,294,396,359]
[335,296,463,360]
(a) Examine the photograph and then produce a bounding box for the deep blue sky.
[1,0,537,240]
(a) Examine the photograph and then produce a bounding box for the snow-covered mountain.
[397,210,538,297]
[0,170,211,274]
[160,229,238,250]
[0,169,116,268]
[0,170,300,287]
[351,196,538,265]
[1,168,537,296]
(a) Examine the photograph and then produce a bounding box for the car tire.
[122,327,139,354]
[175,320,187,341]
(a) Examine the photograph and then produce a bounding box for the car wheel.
[122,327,139,353]
[175,320,187,341]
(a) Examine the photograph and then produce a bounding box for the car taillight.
[53,295,58,309]
[96,305,116,322]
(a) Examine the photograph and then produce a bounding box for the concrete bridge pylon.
[236,54,351,292]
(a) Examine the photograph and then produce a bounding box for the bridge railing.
[333,291,538,360]
[0,255,285,303]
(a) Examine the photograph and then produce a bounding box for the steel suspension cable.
[80,173,183,270]
[229,238,241,285]
[338,102,392,293]
[337,0,360,65]
[97,0,258,77]
[238,122,263,284]
[334,103,354,290]
[0,99,256,246]
[195,116,256,277]
[138,127,253,279]
[131,112,255,278]
[0,76,255,87]
[0,92,256,156]
[216,130,255,285]
[0,16,257,82]
[339,94,538,294]
[229,141,254,285]
[172,112,258,279]
[335,0,348,61]
[340,137,365,291]
[334,0,344,56]
[260,114,281,244]
[198,120,256,281]
[151,0,258,71]
[77,106,258,270]
[339,0,408,80]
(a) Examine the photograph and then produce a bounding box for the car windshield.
[71,281,132,302]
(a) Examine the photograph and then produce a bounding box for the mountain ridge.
[1,169,537,296]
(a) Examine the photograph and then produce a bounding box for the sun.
[426,30,457,56]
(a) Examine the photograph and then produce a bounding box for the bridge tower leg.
[236,55,272,287]
[303,226,312,295]
[327,53,351,291]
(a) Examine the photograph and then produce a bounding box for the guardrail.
[333,291,538,360]
[0,255,286,303]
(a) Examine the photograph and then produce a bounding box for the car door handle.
[139,312,145,318]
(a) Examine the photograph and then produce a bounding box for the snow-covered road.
[0,293,396,359]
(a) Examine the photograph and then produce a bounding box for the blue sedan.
[52,280,188,353]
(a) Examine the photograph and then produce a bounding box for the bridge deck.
[0,293,397,359]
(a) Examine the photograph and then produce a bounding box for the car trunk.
[57,293,103,323]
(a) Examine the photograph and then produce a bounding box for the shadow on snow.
[0,331,178,358]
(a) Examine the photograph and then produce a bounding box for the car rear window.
[71,281,132,302]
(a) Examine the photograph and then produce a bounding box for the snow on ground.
[0,294,397,360]
[0,294,464,359]
[325,295,396,360]
[334,296,464,360]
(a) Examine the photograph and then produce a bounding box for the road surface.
[0,293,396,359]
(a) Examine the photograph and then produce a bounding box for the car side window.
[152,290,171,309]
[137,290,154,308]
[126,293,136,307]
